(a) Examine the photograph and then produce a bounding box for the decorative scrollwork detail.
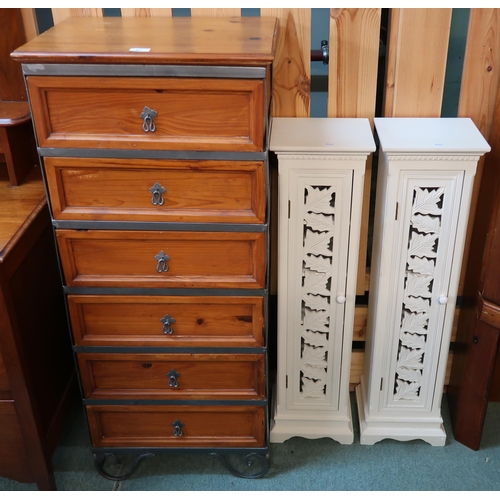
[210,452,270,479]
[93,453,154,481]
[394,186,444,402]
[298,185,338,400]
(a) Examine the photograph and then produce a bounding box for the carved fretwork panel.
[300,185,335,400]
[394,186,444,402]
[287,171,353,411]
[382,172,465,411]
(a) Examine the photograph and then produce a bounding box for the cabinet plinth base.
[270,395,354,444]
[355,382,446,446]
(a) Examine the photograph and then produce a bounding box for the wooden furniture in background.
[357,118,490,445]
[0,101,37,186]
[448,77,500,450]
[0,8,38,186]
[269,118,375,444]
[0,168,75,490]
[13,15,277,480]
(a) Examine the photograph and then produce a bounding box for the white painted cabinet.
[270,118,375,443]
[357,118,490,446]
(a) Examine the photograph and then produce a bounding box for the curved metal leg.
[210,452,270,479]
[93,452,155,481]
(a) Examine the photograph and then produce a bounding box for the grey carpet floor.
[1,392,499,491]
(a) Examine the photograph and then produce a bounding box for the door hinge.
[395,202,399,220]
[288,200,291,219]
[286,375,288,388]
[380,378,384,391]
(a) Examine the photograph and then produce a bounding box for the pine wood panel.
[191,9,241,17]
[328,9,380,118]
[51,8,103,26]
[457,9,500,295]
[13,17,277,66]
[56,229,267,289]
[68,295,265,348]
[459,9,500,138]
[261,8,311,118]
[328,8,381,295]
[26,75,266,152]
[384,8,452,117]
[20,9,38,42]
[87,405,265,448]
[44,157,266,224]
[260,8,310,296]
[121,8,172,17]
[77,353,265,400]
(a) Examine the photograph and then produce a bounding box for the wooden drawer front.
[27,76,265,152]
[78,353,265,400]
[44,157,266,224]
[68,295,265,348]
[56,229,266,289]
[87,405,265,448]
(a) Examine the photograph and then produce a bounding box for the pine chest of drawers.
[13,15,277,479]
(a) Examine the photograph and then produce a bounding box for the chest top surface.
[11,16,277,66]
[374,117,491,155]
[270,117,376,154]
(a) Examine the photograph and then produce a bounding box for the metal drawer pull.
[172,420,184,437]
[167,369,181,388]
[155,251,170,273]
[150,182,166,206]
[160,314,176,335]
[140,106,157,133]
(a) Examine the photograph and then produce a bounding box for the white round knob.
[336,295,346,304]
[438,295,448,305]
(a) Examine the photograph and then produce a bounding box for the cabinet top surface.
[0,168,45,260]
[12,16,277,66]
[270,118,376,154]
[374,118,491,155]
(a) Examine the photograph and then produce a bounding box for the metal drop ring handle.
[167,369,180,388]
[172,420,184,437]
[150,182,166,206]
[160,314,176,335]
[155,251,170,273]
[141,106,157,133]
